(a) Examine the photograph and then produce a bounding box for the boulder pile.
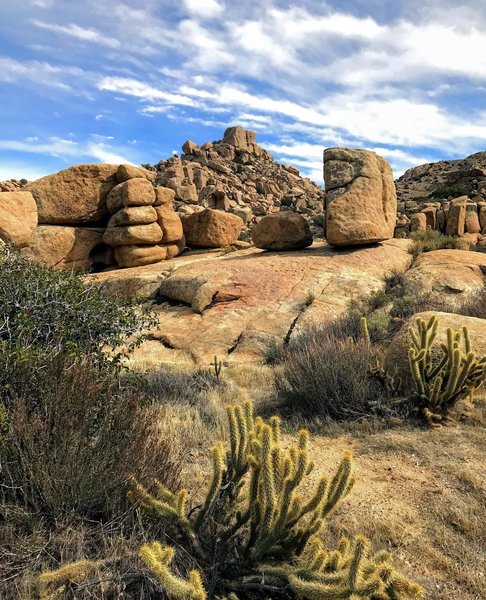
[0,163,185,271]
[394,152,486,246]
[144,126,324,238]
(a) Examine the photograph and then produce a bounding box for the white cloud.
[32,20,121,48]
[0,136,132,165]
[183,0,223,18]
[98,76,197,105]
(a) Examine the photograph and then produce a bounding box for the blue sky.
[1,0,486,185]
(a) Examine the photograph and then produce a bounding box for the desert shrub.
[409,229,469,260]
[0,246,155,366]
[264,337,285,365]
[408,315,486,427]
[0,351,181,521]
[276,324,395,420]
[43,402,423,600]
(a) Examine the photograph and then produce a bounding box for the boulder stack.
[103,166,185,268]
[324,148,397,246]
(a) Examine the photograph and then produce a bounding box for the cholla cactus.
[408,315,486,426]
[39,560,103,600]
[132,402,422,599]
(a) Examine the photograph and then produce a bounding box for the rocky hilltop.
[394,152,486,241]
[395,151,486,205]
[144,126,324,238]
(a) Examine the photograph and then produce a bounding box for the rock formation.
[394,152,486,244]
[324,148,397,246]
[181,208,243,248]
[252,212,313,251]
[0,191,38,247]
[144,126,324,239]
[0,163,184,271]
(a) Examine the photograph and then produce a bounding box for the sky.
[1,0,486,185]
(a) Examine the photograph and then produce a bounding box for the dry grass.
[2,358,485,600]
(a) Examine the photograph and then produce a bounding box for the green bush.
[0,247,155,366]
[409,230,469,260]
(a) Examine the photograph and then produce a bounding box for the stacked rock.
[102,165,185,268]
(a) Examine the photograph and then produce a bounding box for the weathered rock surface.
[109,239,413,366]
[106,178,156,214]
[324,148,397,246]
[156,207,184,243]
[114,244,169,268]
[181,208,244,248]
[385,311,486,391]
[0,191,38,247]
[25,164,118,224]
[22,225,103,270]
[445,196,467,236]
[252,212,313,250]
[102,222,163,246]
[116,164,156,184]
[402,249,486,303]
[107,206,158,227]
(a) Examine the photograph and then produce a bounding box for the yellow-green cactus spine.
[128,401,422,599]
[139,542,206,600]
[408,315,486,426]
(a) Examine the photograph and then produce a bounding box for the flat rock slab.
[127,239,412,366]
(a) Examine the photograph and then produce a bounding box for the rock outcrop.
[23,225,104,271]
[181,208,243,248]
[87,239,412,366]
[402,249,486,304]
[0,191,38,247]
[25,164,119,224]
[0,163,185,271]
[394,152,486,241]
[103,168,185,268]
[324,148,397,246]
[144,126,324,238]
[252,212,313,250]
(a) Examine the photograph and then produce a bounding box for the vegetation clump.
[276,318,395,420]
[408,315,486,427]
[43,402,422,599]
[409,229,469,260]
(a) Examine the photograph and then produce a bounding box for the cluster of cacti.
[129,402,422,599]
[408,315,486,426]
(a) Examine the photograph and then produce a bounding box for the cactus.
[131,402,422,599]
[408,315,486,426]
[39,560,103,600]
[211,355,223,380]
